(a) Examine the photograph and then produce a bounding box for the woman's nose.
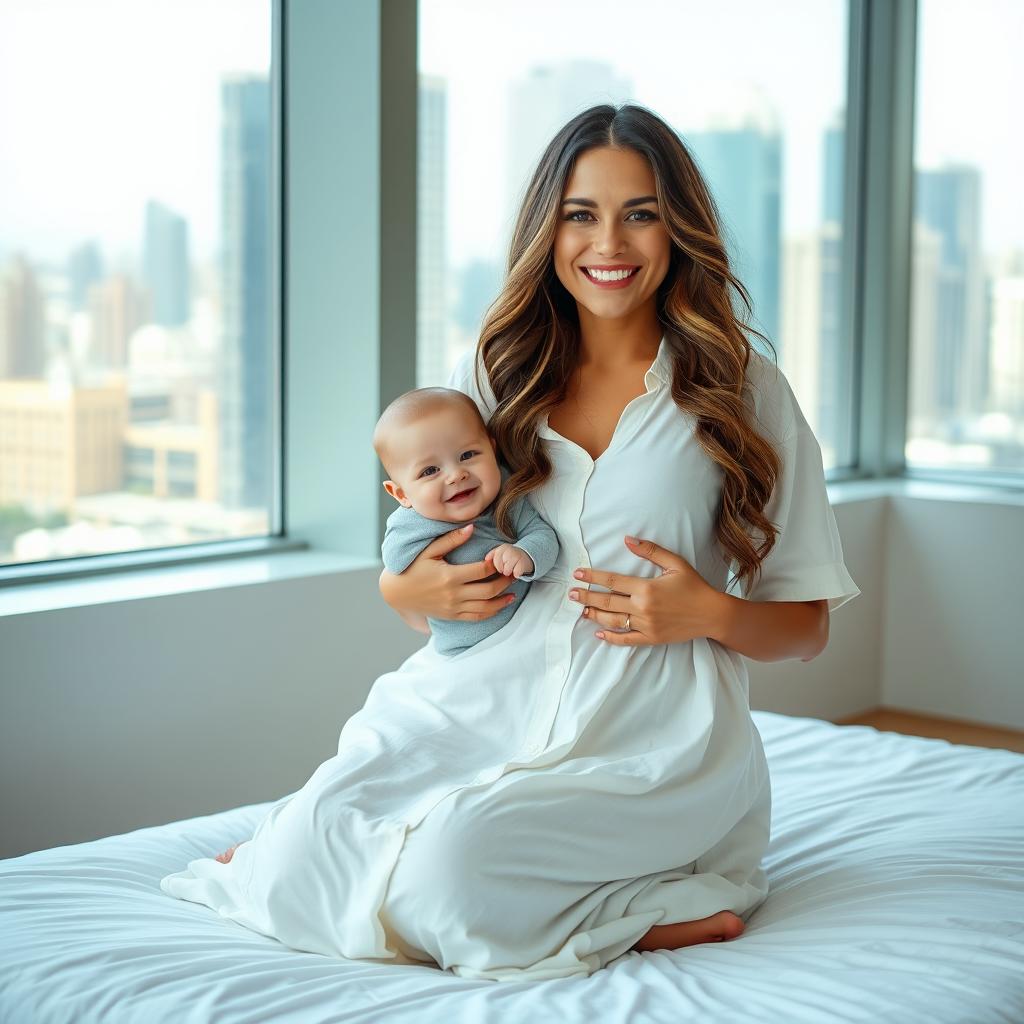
[594,223,624,258]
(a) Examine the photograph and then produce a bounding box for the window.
[417,0,854,470]
[907,0,1024,478]
[0,0,276,569]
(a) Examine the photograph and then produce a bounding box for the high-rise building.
[218,74,270,510]
[68,241,104,313]
[819,112,847,460]
[914,165,987,423]
[0,374,127,516]
[989,266,1024,417]
[0,255,47,379]
[822,111,844,226]
[506,62,632,227]
[88,273,148,369]
[418,75,448,386]
[686,117,782,354]
[142,200,191,328]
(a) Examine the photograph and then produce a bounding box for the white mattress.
[2,712,1023,1024]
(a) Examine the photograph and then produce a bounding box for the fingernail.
[569,589,579,600]
[573,570,584,579]
[595,631,605,639]
[625,535,638,544]
[462,524,473,533]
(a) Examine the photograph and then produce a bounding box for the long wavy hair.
[476,103,783,594]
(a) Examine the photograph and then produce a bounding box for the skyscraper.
[418,75,447,387]
[914,165,986,423]
[0,255,47,379]
[143,200,191,328]
[218,74,270,511]
[506,62,632,229]
[685,118,782,354]
[68,241,104,313]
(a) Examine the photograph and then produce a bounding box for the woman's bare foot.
[215,842,244,864]
[631,910,744,952]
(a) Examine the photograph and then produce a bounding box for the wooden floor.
[836,707,1024,754]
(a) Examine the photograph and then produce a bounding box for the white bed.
[2,711,1022,1024]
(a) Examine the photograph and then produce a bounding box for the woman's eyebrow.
[561,196,658,208]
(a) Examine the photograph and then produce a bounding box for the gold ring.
[624,613,631,631]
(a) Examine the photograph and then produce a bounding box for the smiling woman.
[162,104,860,981]
[555,148,670,310]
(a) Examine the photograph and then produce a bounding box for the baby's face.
[382,404,502,523]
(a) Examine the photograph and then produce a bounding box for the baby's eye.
[460,450,479,461]
[419,466,439,478]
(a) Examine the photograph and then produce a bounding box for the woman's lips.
[580,266,641,290]
[447,487,477,503]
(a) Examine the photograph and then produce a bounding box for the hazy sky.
[1,0,1020,268]
[0,0,269,265]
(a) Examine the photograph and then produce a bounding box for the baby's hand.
[485,543,535,579]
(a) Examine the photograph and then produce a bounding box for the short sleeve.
[446,347,497,424]
[738,353,861,613]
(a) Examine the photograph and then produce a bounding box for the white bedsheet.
[2,712,1022,1024]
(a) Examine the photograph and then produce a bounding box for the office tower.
[822,111,844,227]
[143,200,191,328]
[68,241,104,313]
[989,265,1024,417]
[506,61,632,225]
[418,74,447,387]
[819,111,847,460]
[218,74,270,510]
[908,220,943,436]
[0,255,47,379]
[685,114,782,354]
[0,377,127,516]
[88,273,148,369]
[914,165,986,422]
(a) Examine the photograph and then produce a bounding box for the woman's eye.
[565,209,594,223]
[627,209,657,222]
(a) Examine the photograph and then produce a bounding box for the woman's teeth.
[585,267,638,282]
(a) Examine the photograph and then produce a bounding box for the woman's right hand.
[379,524,517,623]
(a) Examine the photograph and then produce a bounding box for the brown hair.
[474,103,783,594]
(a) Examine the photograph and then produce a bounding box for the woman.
[164,104,860,982]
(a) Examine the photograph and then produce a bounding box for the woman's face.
[553,145,672,323]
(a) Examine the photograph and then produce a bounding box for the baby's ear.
[382,480,412,508]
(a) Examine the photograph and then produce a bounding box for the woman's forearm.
[379,569,432,635]
[706,593,828,663]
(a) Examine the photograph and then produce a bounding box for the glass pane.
[418,0,852,470]
[908,0,1024,476]
[0,0,274,567]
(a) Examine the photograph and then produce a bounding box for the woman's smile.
[580,264,641,289]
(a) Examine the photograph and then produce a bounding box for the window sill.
[0,547,381,619]
[1,476,1019,620]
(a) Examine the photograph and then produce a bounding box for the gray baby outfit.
[381,469,559,656]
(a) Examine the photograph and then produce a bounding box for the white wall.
[2,484,1021,859]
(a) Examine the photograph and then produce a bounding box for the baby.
[373,386,559,656]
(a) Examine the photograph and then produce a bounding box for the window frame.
[4,0,1021,594]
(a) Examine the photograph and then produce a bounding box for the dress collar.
[538,335,672,441]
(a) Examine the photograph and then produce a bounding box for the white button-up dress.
[162,337,861,982]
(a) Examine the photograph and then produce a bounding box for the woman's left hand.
[568,535,725,646]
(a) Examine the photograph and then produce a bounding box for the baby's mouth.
[447,487,477,504]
